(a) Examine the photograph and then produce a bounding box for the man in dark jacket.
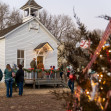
[30,58,36,69]
[0,69,3,81]
[15,64,24,96]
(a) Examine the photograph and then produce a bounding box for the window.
[17,50,24,67]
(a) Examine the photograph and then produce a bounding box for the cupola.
[20,0,42,22]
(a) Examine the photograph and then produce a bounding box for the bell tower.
[20,0,42,23]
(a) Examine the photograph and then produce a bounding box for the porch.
[24,71,66,88]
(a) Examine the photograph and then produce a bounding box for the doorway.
[37,56,43,65]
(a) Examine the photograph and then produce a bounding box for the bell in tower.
[20,0,42,23]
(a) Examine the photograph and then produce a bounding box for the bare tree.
[39,10,75,41]
[7,8,22,27]
[39,10,53,32]
[0,2,22,30]
[0,2,9,30]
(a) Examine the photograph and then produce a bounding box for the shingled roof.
[34,42,54,50]
[0,23,23,37]
[20,0,42,9]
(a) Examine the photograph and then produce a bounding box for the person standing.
[15,64,24,96]
[60,64,64,79]
[68,71,76,94]
[30,58,36,79]
[4,64,13,97]
[37,61,44,78]
[0,69,3,81]
[37,61,44,69]
[30,58,36,69]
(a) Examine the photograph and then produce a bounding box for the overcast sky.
[1,0,111,31]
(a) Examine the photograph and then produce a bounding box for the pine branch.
[98,15,111,20]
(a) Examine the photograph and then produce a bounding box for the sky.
[1,0,111,31]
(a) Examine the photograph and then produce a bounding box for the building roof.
[20,0,42,9]
[0,18,59,44]
[34,42,54,50]
[0,23,23,37]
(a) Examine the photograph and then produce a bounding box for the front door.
[37,56,43,65]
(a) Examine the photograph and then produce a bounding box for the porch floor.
[25,78,66,87]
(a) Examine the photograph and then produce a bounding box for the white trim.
[17,49,25,67]
[21,6,41,10]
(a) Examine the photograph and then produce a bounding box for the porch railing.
[24,71,60,80]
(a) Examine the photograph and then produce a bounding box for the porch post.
[33,71,36,89]
[55,72,57,80]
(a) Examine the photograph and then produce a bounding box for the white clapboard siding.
[5,20,58,69]
[0,39,5,72]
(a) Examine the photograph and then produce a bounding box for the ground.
[0,83,69,111]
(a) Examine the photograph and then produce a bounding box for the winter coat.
[30,60,36,69]
[4,69,13,80]
[15,69,24,83]
[69,74,76,81]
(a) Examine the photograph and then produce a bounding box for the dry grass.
[0,83,70,111]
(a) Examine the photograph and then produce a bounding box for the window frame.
[17,50,24,67]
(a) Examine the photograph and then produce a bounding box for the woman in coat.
[15,64,24,96]
[4,64,13,97]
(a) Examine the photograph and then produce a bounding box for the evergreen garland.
[23,68,61,74]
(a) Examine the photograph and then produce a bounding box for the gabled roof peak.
[20,0,42,9]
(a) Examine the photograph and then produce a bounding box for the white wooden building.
[0,0,59,78]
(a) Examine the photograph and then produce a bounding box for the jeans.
[17,82,23,96]
[68,79,74,94]
[5,78,13,97]
[60,72,63,79]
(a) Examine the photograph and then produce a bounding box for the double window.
[17,50,24,67]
